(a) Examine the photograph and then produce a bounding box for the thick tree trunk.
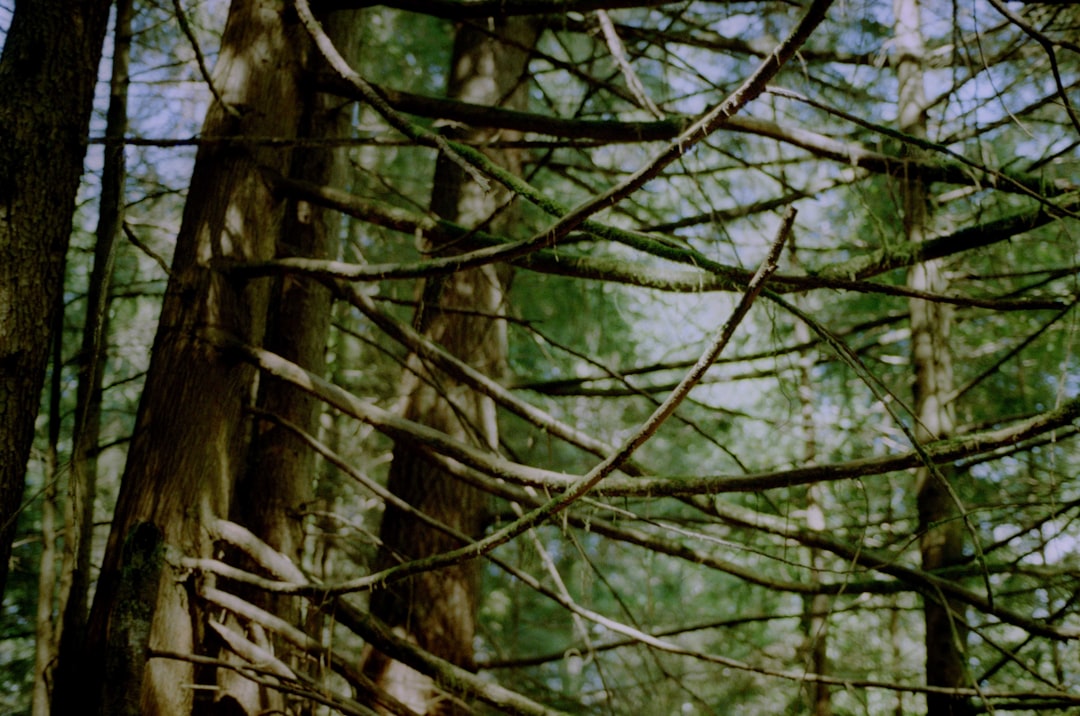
[895,1,968,713]
[79,2,309,714]
[364,17,539,716]
[0,0,112,602]
[223,8,356,713]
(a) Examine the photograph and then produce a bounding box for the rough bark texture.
[80,2,308,714]
[364,18,539,716]
[0,0,112,602]
[895,1,968,713]
[223,8,356,714]
[100,523,164,716]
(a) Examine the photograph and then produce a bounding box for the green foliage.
[7,0,1080,713]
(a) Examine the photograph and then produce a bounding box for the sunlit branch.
[295,0,492,190]
[202,510,1064,705]
[202,521,576,716]
[701,499,1079,641]
[349,526,1079,704]
[208,325,1080,502]
[147,648,380,716]
[304,0,831,271]
[768,86,1078,208]
[322,74,1075,198]
[199,209,791,601]
[198,586,416,715]
[515,313,906,392]
[332,599,572,716]
[480,613,804,669]
[223,171,1077,312]
[331,280,649,475]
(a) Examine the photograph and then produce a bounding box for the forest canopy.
[0,1,1078,715]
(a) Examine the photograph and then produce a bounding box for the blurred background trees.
[1,0,1078,714]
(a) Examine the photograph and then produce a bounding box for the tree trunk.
[793,239,830,716]
[51,1,133,711]
[222,7,357,713]
[80,2,309,714]
[895,1,968,713]
[32,303,66,716]
[364,17,539,716]
[0,0,112,602]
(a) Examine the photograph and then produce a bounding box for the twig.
[122,223,171,276]
[170,0,241,119]
[596,10,664,119]
[293,0,490,190]
[986,0,1080,135]
[204,208,794,597]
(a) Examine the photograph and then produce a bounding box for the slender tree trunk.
[0,0,112,602]
[364,17,539,716]
[889,604,906,716]
[79,2,309,714]
[895,1,968,713]
[32,304,65,716]
[793,240,830,716]
[222,7,357,713]
[50,2,134,711]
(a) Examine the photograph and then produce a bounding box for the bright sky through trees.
[1,2,1078,715]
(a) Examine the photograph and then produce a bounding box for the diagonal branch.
[200,209,793,597]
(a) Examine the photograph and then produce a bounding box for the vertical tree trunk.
[51,2,134,711]
[223,7,357,713]
[895,1,968,713]
[80,2,309,714]
[364,17,539,716]
[0,0,112,602]
[793,241,830,716]
[32,305,66,716]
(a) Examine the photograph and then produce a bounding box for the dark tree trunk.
[79,2,310,713]
[0,0,112,602]
[364,17,539,716]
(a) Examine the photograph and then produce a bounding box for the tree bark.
[222,7,357,713]
[364,17,539,716]
[895,1,969,714]
[0,0,112,602]
[79,2,310,714]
